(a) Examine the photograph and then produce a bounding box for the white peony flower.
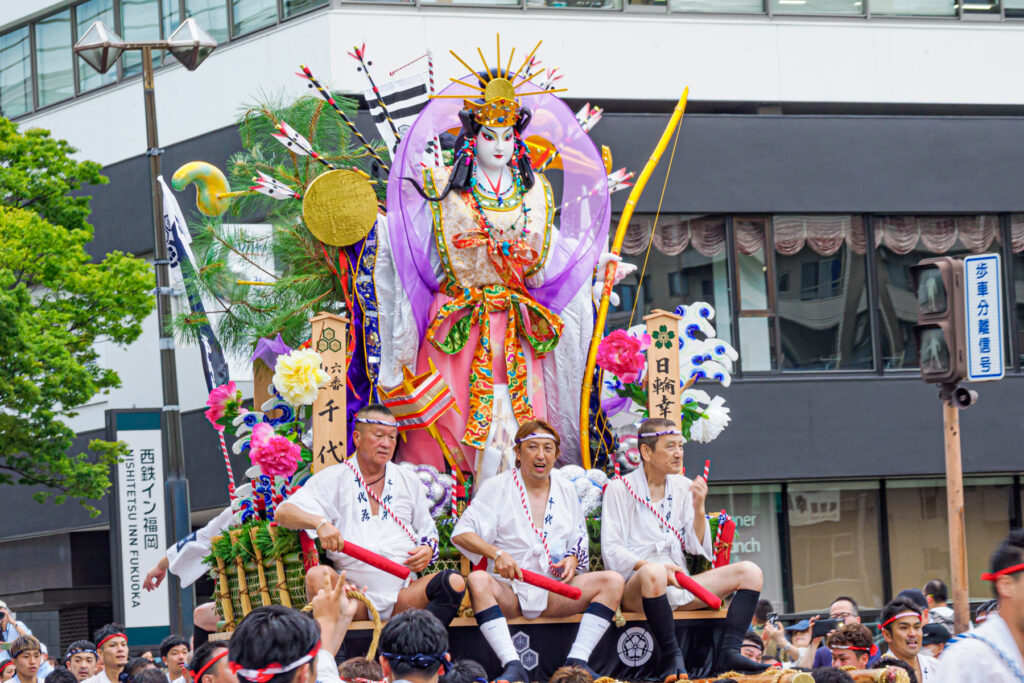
[689,395,731,444]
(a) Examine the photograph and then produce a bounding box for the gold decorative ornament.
[301,169,378,246]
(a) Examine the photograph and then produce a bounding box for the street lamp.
[74,18,217,639]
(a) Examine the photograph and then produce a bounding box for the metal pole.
[141,47,193,638]
[942,394,970,634]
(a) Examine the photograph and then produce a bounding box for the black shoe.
[715,648,770,674]
[563,658,599,679]
[496,660,529,683]
[648,652,687,682]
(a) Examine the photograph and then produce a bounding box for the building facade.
[2,0,1024,649]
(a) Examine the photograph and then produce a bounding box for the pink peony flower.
[595,330,651,385]
[249,422,301,478]
[205,381,239,431]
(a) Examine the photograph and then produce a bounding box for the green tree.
[0,119,154,513]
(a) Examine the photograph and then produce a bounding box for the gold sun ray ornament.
[433,35,568,128]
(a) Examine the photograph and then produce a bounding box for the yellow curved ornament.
[302,169,378,247]
[579,88,689,469]
[172,161,233,217]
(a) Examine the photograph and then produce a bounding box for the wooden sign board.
[311,312,349,474]
[645,308,683,427]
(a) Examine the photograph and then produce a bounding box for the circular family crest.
[616,626,654,667]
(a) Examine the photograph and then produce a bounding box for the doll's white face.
[475,125,514,175]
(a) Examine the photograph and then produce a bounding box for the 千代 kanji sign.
[963,253,1004,382]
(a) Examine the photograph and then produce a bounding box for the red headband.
[1,661,14,672]
[194,650,229,681]
[97,633,127,649]
[880,611,921,630]
[981,563,1024,581]
[229,643,320,683]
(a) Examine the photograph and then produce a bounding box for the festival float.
[172,36,762,679]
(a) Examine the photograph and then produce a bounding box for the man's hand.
[762,620,786,644]
[665,564,687,589]
[144,557,169,591]
[316,521,343,552]
[690,475,708,516]
[494,550,523,581]
[404,545,433,572]
[552,555,578,583]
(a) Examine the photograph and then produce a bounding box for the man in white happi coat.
[878,598,942,682]
[277,404,465,624]
[452,419,625,683]
[937,529,1024,682]
[601,418,770,679]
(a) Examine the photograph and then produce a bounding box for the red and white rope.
[219,431,236,499]
[389,53,428,77]
[510,467,555,572]
[427,50,441,168]
[615,475,686,552]
[344,459,417,544]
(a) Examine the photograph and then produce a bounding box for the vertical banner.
[107,410,171,645]
[963,253,1005,382]
[644,309,683,426]
[311,312,349,473]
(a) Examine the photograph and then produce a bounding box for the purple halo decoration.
[386,75,611,339]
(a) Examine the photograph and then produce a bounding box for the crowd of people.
[3,405,1024,682]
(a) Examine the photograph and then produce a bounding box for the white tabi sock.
[566,605,615,663]
[479,615,520,666]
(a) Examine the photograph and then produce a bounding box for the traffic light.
[911,256,966,384]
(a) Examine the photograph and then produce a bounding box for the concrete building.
[2,0,1024,650]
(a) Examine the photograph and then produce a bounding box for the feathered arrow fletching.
[250,171,301,200]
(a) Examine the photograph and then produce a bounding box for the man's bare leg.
[393,570,467,625]
[304,566,370,621]
[621,565,686,682]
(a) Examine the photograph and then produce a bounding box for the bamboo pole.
[579,89,689,469]
[231,529,253,616]
[267,525,292,607]
[212,536,235,631]
[249,526,272,607]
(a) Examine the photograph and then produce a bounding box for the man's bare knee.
[738,561,762,589]
[448,572,466,593]
[194,603,219,630]
[466,570,492,595]
[305,565,335,595]
[637,563,667,594]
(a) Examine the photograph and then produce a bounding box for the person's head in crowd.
[159,636,190,680]
[740,632,764,663]
[879,598,924,664]
[93,624,129,677]
[188,643,235,683]
[810,668,854,683]
[139,655,153,664]
[135,670,169,683]
[637,418,683,477]
[11,635,43,683]
[828,597,861,626]
[983,528,1024,632]
[1,659,16,683]
[922,579,948,608]
[753,599,773,628]
[352,404,399,467]
[826,624,874,669]
[64,642,98,682]
[920,624,950,658]
[125,658,156,679]
[337,657,383,682]
[975,598,999,624]
[437,659,483,683]
[895,589,930,625]
[760,655,781,667]
[45,659,57,671]
[546,666,593,683]
[377,610,448,683]
[44,669,77,683]
[229,606,320,683]
[513,419,561,484]
[874,656,917,683]
[785,619,813,649]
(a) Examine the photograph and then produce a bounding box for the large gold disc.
[302,169,378,246]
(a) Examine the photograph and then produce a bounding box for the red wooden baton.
[674,571,722,610]
[521,569,583,601]
[342,540,411,580]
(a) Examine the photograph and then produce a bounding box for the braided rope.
[344,460,417,545]
[301,590,382,660]
[510,467,555,571]
[389,53,427,77]
[614,475,686,552]
[219,431,236,499]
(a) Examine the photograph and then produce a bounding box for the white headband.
[515,433,557,445]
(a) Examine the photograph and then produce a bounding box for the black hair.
[93,623,126,647]
[229,606,319,683]
[923,579,948,603]
[135,670,169,683]
[879,597,922,633]
[337,656,383,681]
[44,669,78,683]
[741,631,764,652]
[406,70,535,204]
[438,659,486,683]
[826,623,874,651]
[810,668,854,683]
[895,589,928,612]
[159,635,189,659]
[875,656,917,683]
[989,529,1024,597]
[637,418,677,460]
[754,599,773,623]
[125,658,155,677]
[65,641,97,662]
[830,596,860,615]
[976,598,999,621]
[189,643,229,679]
[378,609,448,680]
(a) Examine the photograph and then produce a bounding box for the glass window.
[707,484,785,607]
[774,216,873,371]
[1010,215,1024,367]
[788,482,884,611]
[232,0,277,35]
[121,0,161,77]
[770,0,862,12]
[162,0,180,42]
[869,0,954,14]
[186,0,229,43]
[1007,0,1024,16]
[612,214,734,347]
[886,478,1012,600]
[76,0,117,93]
[735,216,776,372]
[285,0,329,14]
[670,0,762,10]
[0,27,33,117]
[35,10,74,108]
[874,215,999,371]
